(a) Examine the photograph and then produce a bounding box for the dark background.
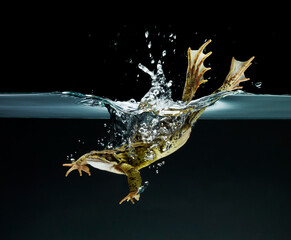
[2,18,288,99]
[1,13,290,240]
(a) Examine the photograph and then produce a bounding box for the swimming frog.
[63,40,254,204]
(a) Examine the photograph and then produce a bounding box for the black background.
[2,17,288,98]
[1,10,290,240]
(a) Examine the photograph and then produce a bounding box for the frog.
[63,39,254,204]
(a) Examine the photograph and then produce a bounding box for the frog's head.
[85,151,110,162]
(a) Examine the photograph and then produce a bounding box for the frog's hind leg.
[182,39,212,103]
[216,56,255,92]
[187,56,255,126]
[118,163,142,204]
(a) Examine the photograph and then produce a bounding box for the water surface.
[1,91,290,119]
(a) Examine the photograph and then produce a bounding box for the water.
[1,63,290,151]
[1,57,290,164]
[1,91,290,120]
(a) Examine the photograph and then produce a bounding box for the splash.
[1,29,290,152]
[103,60,233,149]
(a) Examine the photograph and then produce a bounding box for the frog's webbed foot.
[220,56,255,92]
[63,160,91,177]
[119,190,140,204]
[182,39,212,103]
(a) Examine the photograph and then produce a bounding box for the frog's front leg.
[63,155,91,177]
[118,163,142,204]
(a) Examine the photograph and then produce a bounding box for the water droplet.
[104,123,107,127]
[169,33,176,42]
[148,41,152,49]
[162,50,167,57]
[145,31,149,39]
[167,80,173,87]
[156,169,159,174]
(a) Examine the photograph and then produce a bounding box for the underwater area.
[1,21,290,240]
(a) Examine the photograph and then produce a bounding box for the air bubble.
[137,181,149,194]
[255,82,262,88]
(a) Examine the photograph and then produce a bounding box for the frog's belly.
[157,127,192,159]
[87,160,123,175]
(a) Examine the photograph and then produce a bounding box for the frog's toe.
[119,190,140,205]
[223,56,255,91]
[63,163,91,177]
